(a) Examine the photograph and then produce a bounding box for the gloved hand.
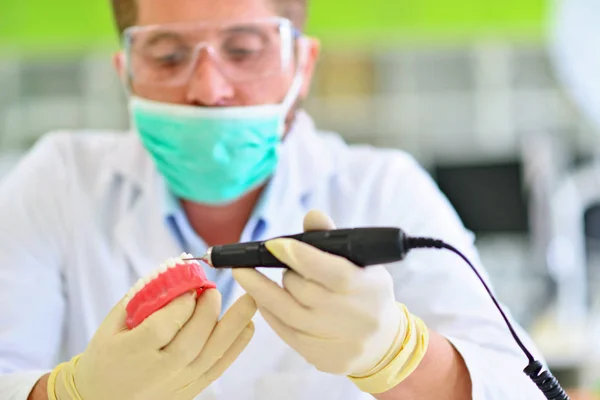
[47,289,256,400]
[233,210,429,394]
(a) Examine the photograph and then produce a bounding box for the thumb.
[97,295,129,335]
[303,209,336,232]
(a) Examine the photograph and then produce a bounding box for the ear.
[299,37,321,99]
[113,51,128,82]
[113,51,135,94]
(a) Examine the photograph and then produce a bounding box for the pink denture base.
[125,261,217,329]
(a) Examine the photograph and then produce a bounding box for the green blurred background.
[0,0,548,52]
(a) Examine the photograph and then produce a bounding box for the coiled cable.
[406,237,570,400]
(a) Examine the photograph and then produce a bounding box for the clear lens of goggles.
[123,18,298,86]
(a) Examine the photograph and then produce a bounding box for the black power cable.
[406,237,570,400]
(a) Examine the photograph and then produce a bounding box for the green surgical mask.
[130,70,304,205]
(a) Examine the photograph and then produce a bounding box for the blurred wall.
[2,0,593,162]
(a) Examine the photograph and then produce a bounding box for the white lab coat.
[0,112,546,399]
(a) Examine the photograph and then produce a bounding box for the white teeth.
[124,279,146,306]
[124,254,192,307]
[180,252,196,264]
[183,252,199,264]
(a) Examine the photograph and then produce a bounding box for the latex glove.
[47,290,256,400]
[233,210,429,394]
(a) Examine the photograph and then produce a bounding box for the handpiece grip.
[210,228,408,268]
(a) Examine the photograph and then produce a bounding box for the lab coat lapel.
[114,184,182,280]
[109,134,182,280]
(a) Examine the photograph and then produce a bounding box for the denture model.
[124,253,217,329]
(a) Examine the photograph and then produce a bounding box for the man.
[0,0,546,399]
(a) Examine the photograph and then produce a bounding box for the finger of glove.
[260,310,354,375]
[177,322,255,398]
[259,308,348,374]
[126,292,197,350]
[233,268,316,332]
[283,269,390,338]
[265,238,362,294]
[282,269,331,308]
[303,209,336,232]
[96,294,130,336]
[161,289,221,367]
[188,293,257,372]
[204,321,255,381]
[259,307,309,346]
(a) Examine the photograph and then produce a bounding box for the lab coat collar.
[105,132,151,191]
[114,168,183,279]
[258,110,337,232]
[106,132,180,279]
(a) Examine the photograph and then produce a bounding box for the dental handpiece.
[189,228,409,268]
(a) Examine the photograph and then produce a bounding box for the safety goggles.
[123,17,301,87]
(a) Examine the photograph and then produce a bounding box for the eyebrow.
[221,25,270,37]
[141,31,187,48]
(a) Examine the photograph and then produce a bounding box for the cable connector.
[524,361,569,400]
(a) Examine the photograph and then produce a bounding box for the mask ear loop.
[120,31,135,97]
[119,54,134,97]
[277,38,309,134]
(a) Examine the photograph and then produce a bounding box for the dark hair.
[110,0,308,34]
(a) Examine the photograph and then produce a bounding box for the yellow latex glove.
[233,210,429,394]
[47,290,256,400]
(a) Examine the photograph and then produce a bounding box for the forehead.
[136,0,279,26]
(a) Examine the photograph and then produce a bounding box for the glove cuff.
[348,303,429,394]
[47,355,85,400]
